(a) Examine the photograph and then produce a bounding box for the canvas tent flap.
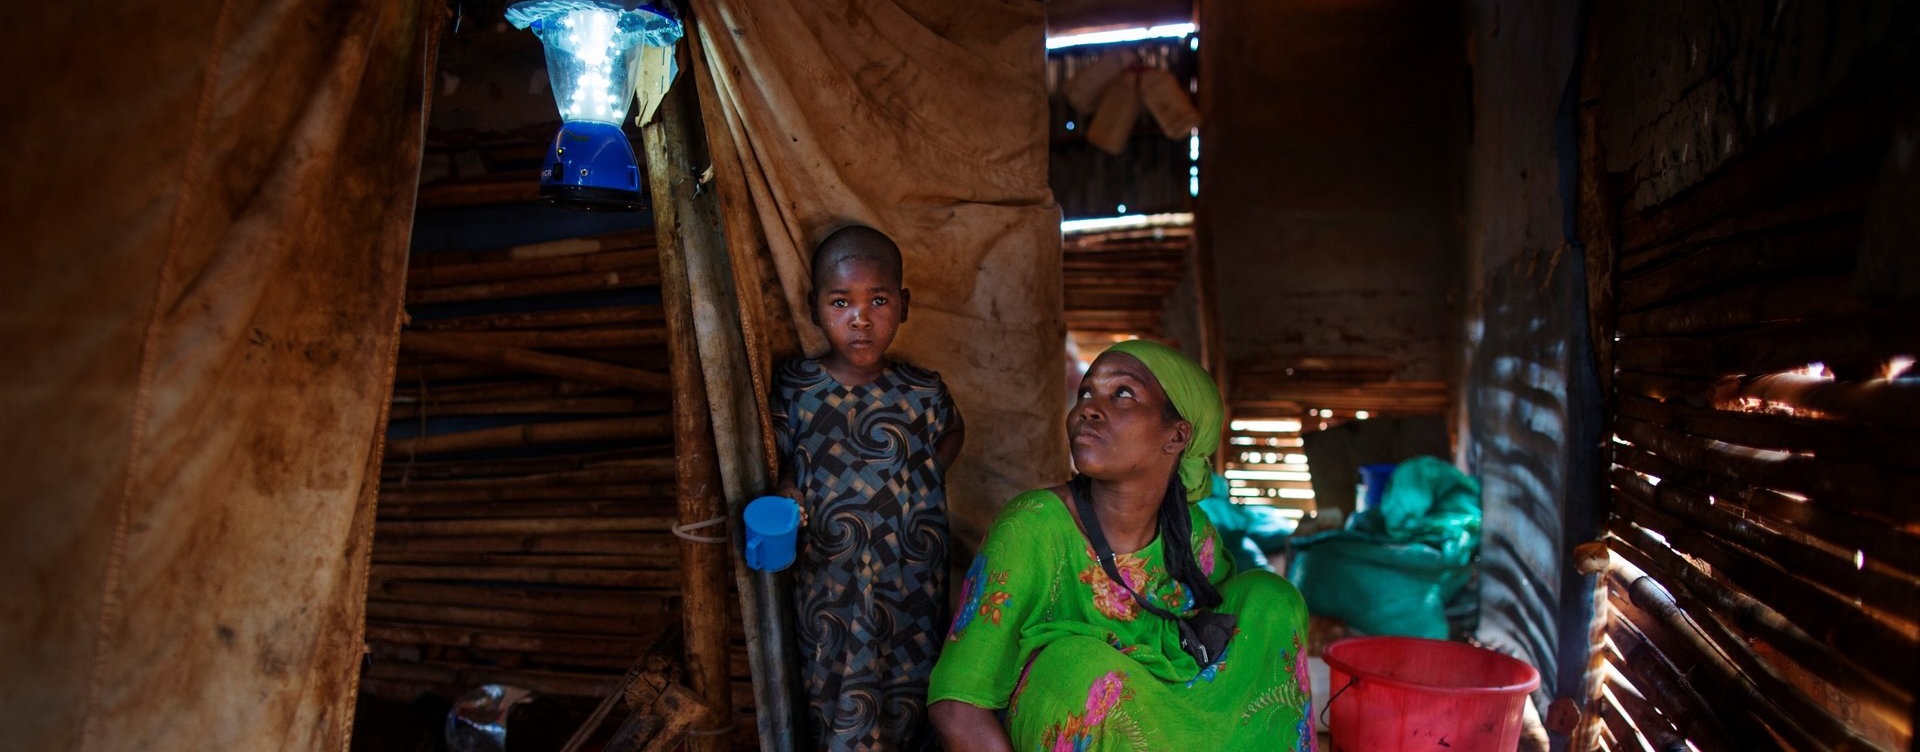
[690,0,1071,546]
[0,1,438,749]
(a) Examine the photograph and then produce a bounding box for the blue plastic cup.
[743,495,800,572]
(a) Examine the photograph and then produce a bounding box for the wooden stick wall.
[1586,90,1918,752]
[363,228,756,745]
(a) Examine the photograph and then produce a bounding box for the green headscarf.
[1104,340,1222,503]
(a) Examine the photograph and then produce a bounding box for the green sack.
[1287,456,1482,638]
[1288,530,1457,638]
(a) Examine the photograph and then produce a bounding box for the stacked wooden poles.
[643,32,791,750]
[363,227,689,702]
[651,99,737,752]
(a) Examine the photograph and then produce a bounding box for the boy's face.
[812,256,909,372]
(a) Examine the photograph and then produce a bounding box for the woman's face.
[1068,352,1190,481]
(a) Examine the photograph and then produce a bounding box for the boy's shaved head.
[812,225,903,292]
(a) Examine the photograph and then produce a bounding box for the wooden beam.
[654,17,797,749]
[401,331,672,391]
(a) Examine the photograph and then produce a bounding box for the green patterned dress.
[929,489,1315,752]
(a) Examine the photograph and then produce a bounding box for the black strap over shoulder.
[1070,479,1186,625]
[1069,479,1235,667]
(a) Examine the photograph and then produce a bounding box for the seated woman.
[928,340,1314,751]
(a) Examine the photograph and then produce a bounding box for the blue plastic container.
[743,495,800,572]
[1358,462,1399,511]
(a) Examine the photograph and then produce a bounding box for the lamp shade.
[507,1,682,210]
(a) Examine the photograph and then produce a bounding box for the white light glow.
[1046,23,1196,50]
[1224,469,1312,482]
[1887,355,1915,379]
[1272,488,1316,499]
[1060,212,1194,234]
[1230,419,1303,433]
[1355,410,1370,419]
[558,10,625,122]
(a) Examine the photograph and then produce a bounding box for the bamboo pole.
[401,332,672,391]
[391,395,658,419]
[395,361,514,382]
[1718,373,1920,430]
[1612,446,1920,576]
[557,621,687,752]
[1617,272,1868,337]
[1609,466,1920,615]
[1622,572,1840,750]
[376,500,669,524]
[651,95,738,752]
[677,12,798,748]
[418,328,669,349]
[369,580,679,616]
[364,621,655,656]
[383,416,671,457]
[406,266,662,305]
[1600,586,1745,750]
[370,551,676,569]
[366,599,669,635]
[1616,220,1858,310]
[1601,669,1687,751]
[1616,395,1920,471]
[411,305,665,332]
[1615,416,1919,525]
[373,515,673,537]
[382,460,676,489]
[643,42,757,752]
[379,448,663,482]
[632,684,717,752]
[380,482,674,505]
[362,661,622,699]
[1615,93,1891,253]
[1613,306,1920,377]
[415,174,544,208]
[1608,505,1916,699]
[408,249,660,288]
[369,563,677,588]
[1604,507,1915,717]
[409,229,652,268]
[392,378,614,403]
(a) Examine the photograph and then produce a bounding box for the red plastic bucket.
[1322,636,1540,752]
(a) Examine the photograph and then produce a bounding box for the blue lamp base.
[540,120,645,211]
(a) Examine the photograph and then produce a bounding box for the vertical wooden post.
[657,214,733,751]
[642,46,736,752]
[642,24,799,752]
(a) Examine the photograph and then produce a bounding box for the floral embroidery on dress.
[1078,548,1151,621]
[1198,535,1217,577]
[1038,671,1131,752]
[950,554,1012,641]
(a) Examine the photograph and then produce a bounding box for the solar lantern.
[506,1,682,211]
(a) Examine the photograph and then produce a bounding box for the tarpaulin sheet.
[689,0,1071,545]
[0,1,437,749]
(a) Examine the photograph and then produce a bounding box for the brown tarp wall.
[690,0,1072,546]
[0,1,438,749]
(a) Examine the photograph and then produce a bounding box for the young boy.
[770,225,965,751]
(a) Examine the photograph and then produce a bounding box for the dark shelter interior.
[4,1,1916,751]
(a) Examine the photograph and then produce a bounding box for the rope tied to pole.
[671,516,728,543]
